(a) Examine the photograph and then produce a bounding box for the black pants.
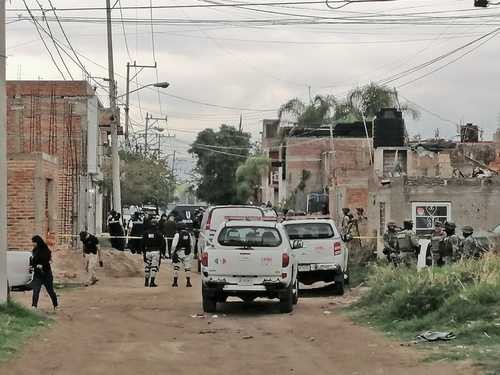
[167,238,173,258]
[32,273,58,308]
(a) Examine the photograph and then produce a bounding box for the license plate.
[239,277,253,286]
[298,265,311,272]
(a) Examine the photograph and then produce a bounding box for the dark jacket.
[31,245,53,277]
[161,220,177,238]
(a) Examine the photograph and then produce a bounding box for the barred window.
[411,202,451,235]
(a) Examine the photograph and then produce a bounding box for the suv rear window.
[218,226,282,247]
[284,223,334,240]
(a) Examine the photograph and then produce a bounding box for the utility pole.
[145,112,150,155]
[106,0,121,214]
[124,61,157,143]
[0,0,8,303]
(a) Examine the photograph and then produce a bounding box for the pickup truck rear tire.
[292,279,299,305]
[333,272,345,296]
[202,287,217,313]
[279,286,294,313]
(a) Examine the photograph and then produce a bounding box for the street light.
[120,80,170,143]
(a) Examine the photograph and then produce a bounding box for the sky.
[5,0,500,178]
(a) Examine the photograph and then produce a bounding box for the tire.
[218,295,228,303]
[242,296,255,303]
[292,279,299,305]
[197,258,201,273]
[333,272,345,296]
[344,268,350,285]
[279,286,294,313]
[202,287,217,313]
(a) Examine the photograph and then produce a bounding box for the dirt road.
[4,264,478,375]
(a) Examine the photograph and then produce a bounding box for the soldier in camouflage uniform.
[461,226,485,260]
[439,221,461,265]
[429,221,447,266]
[382,221,399,265]
[395,220,420,267]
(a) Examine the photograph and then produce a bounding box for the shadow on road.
[216,299,286,316]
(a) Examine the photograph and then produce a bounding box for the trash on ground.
[242,335,254,339]
[191,313,206,319]
[415,331,456,343]
[323,310,332,315]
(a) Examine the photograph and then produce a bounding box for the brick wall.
[7,153,59,251]
[6,81,93,245]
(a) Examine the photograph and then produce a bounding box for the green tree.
[189,125,251,204]
[104,151,175,207]
[279,95,337,127]
[235,155,270,203]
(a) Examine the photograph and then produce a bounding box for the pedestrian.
[79,231,103,286]
[429,221,446,266]
[395,220,420,267]
[171,228,194,288]
[159,213,171,258]
[160,215,177,259]
[192,208,205,258]
[142,216,165,287]
[127,212,144,254]
[382,221,399,265]
[108,211,125,251]
[30,235,59,311]
[440,221,461,265]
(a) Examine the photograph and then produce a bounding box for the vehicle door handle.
[239,252,251,256]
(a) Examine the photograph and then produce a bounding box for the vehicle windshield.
[218,226,282,247]
[284,223,334,240]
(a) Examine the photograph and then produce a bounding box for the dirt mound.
[52,247,143,283]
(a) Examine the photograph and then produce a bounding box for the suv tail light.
[201,252,209,267]
[205,212,212,230]
[282,253,290,268]
[333,241,342,256]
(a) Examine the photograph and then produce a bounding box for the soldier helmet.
[434,221,443,228]
[444,221,456,230]
[387,221,396,227]
[462,225,473,234]
[403,220,413,229]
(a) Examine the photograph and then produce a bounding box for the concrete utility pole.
[106,0,122,214]
[144,112,150,155]
[1,0,9,303]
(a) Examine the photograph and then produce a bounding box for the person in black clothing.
[142,217,165,287]
[161,215,177,259]
[127,212,144,254]
[108,211,125,251]
[31,235,58,310]
[79,231,103,286]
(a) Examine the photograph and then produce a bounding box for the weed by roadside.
[348,254,500,373]
[0,302,50,362]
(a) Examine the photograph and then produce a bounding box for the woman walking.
[31,235,59,310]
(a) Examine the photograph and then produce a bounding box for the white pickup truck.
[201,221,300,313]
[7,251,33,291]
[283,218,348,295]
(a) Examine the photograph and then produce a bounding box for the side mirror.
[292,240,304,250]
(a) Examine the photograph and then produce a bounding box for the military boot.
[149,278,158,287]
[186,277,192,288]
[172,277,178,287]
[145,277,150,287]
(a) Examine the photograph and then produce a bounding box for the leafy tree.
[189,125,251,204]
[279,95,337,127]
[104,151,175,207]
[235,155,270,203]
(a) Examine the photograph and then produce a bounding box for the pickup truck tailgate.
[207,249,282,277]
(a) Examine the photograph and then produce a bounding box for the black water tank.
[373,108,405,148]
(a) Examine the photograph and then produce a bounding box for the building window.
[411,202,451,235]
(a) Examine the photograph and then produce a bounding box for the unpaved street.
[4,266,478,375]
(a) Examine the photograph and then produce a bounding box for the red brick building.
[6,81,107,250]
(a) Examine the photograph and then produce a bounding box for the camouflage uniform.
[395,221,419,267]
[429,225,446,266]
[461,226,484,260]
[383,222,399,265]
[440,222,461,265]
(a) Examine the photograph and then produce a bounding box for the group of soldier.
[383,219,486,267]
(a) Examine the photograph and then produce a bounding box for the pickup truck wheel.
[202,287,217,313]
[292,279,299,305]
[333,273,345,296]
[279,286,294,313]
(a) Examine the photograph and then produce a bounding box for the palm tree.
[278,95,337,128]
[341,83,420,121]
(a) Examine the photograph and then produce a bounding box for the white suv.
[283,219,348,295]
[201,221,300,313]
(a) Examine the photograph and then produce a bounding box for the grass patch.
[348,254,500,373]
[0,301,50,362]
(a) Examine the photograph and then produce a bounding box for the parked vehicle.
[7,251,33,291]
[283,218,348,295]
[169,204,207,230]
[201,220,299,313]
[197,205,266,265]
